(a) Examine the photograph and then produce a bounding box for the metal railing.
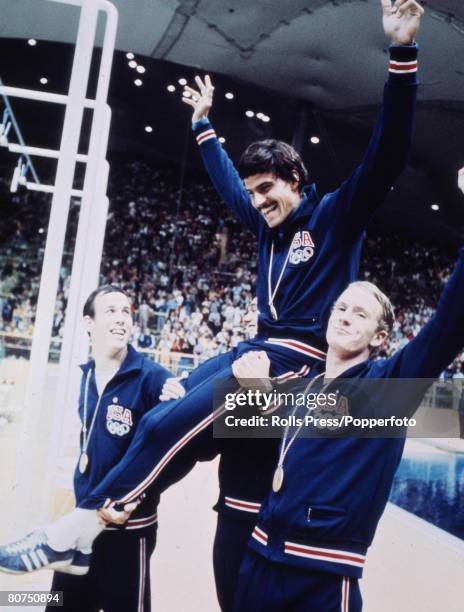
[0,330,201,374]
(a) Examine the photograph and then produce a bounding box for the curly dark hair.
[238,140,308,190]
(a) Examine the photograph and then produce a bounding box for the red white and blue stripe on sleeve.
[388,44,418,83]
[196,126,216,146]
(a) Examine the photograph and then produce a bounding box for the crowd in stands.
[358,235,454,349]
[0,159,462,374]
[99,160,256,362]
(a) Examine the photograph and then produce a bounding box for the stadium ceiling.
[3,1,464,109]
[2,0,464,240]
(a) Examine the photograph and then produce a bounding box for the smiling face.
[84,291,133,357]
[326,285,388,360]
[244,172,301,228]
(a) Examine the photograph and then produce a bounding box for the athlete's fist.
[160,372,188,401]
[182,75,215,123]
[232,351,273,392]
[97,497,144,526]
[380,0,424,45]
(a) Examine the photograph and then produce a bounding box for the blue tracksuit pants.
[234,549,362,612]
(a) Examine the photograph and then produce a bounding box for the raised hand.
[380,0,424,45]
[182,75,215,123]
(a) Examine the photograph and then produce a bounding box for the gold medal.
[79,369,105,477]
[272,465,284,493]
[79,451,89,474]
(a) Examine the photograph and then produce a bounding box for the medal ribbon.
[267,240,292,321]
[273,372,333,492]
[80,369,104,473]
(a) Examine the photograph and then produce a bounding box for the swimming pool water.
[390,449,464,541]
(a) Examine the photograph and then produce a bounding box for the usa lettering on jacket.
[106,401,134,436]
[289,231,315,265]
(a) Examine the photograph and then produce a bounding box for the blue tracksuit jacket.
[75,345,171,530]
[248,249,464,579]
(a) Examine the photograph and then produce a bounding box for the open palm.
[182,75,215,123]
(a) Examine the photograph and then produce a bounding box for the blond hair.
[347,281,395,334]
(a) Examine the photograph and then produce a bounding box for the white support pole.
[7,143,89,163]
[9,0,100,536]
[0,85,96,108]
[24,182,84,197]
[40,1,118,521]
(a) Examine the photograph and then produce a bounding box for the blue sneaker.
[56,548,91,576]
[0,530,74,574]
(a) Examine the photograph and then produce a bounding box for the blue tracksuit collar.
[79,344,144,377]
[310,357,372,380]
[268,184,319,238]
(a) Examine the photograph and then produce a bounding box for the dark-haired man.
[0,2,424,610]
[42,285,171,612]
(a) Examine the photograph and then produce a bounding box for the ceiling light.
[178,78,187,86]
[28,39,37,46]
[183,90,191,98]
[431,204,440,211]
[256,113,264,120]
[310,136,320,144]
[261,115,270,123]
[219,137,226,143]
[39,77,48,85]
[225,92,234,100]
[145,126,153,133]
[136,65,146,74]
[38,228,44,234]
[126,52,134,60]
[245,110,254,118]
[167,85,176,92]
[134,79,143,87]
[128,60,137,69]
